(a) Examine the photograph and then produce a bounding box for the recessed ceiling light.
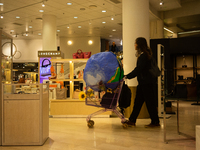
[74,16,78,19]
[111,17,114,20]
[29,26,32,28]
[112,29,116,31]
[102,10,106,13]
[38,33,42,35]
[67,2,72,5]
[16,16,20,19]
[102,22,106,24]
[11,30,14,32]
[39,10,44,12]
[0,3,3,5]
[57,30,60,32]
[109,35,113,37]
[1,15,3,19]
[78,26,81,28]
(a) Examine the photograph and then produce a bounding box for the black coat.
[126,53,157,85]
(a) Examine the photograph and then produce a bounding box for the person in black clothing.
[124,37,160,128]
[109,42,119,53]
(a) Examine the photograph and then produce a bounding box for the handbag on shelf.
[57,64,65,79]
[73,89,81,99]
[83,52,91,58]
[56,88,67,99]
[72,49,84,59]
[78,70,83,79]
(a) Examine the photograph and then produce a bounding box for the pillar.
[150,20,164,39]
[123,0,150,118]
[42,14,57,51]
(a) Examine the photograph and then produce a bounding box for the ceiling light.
[164,27,173,33]
[0,3,3,5]
[111,17,114,20]
[42,2,45,7]
[88,40,93,45]
[78,26,81,28]
[39,10,44,12]
[109,35,113,37]
[29,26,32,28]
[102,22,106,24]
[160,1,164,5]
[16,16,20,18]
[1,15,3,19]
[112,29,116,31]
[102,10,106,13]
[11,30,14,32]
[26,33,28,36]
[67,2,72,5]
[38,33,42,35]
[74,16,78,19]
[67,26,69,28]
[57,30,60,32]
[68,40,72,45]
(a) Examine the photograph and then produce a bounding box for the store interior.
[0,0,200,149]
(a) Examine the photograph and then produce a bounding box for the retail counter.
[2,83,49,145]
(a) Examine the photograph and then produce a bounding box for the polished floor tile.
[0,101,199,150]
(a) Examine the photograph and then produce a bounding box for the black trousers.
[129,84,159,124]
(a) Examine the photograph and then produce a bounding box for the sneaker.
[144,123,160,128]
[123,120,136,127]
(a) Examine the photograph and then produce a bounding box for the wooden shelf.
[50,79,84,82]
[51,58,88,63]
[50,99,83,102]
[174,67,193,70]
[174,80,193,82]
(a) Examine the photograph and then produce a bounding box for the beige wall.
[13,39,42,62]
[60,36,101,59]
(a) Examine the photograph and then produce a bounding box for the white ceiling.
[0,0,199,45]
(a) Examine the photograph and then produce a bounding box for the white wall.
[60,36,101,59]
[13,39,42,62]
[12,36,101,62]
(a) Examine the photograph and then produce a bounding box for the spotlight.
[1,15,3,19]
[160,1,164,5]
[42,2,45,7]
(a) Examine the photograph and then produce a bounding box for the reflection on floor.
[1,101,199,150]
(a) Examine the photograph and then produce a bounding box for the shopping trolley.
[85,78,128,128]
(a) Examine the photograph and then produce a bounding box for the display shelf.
[174,67,194,70]
[50,79,84,82]
[51,58,88,63]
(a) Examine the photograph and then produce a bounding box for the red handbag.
[73,49,84,59]
[83,52,91,58]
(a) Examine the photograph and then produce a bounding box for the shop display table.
[2,83,49,145]
[164,96,198,143]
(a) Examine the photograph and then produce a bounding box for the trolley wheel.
[122,123,128,129]
[87,120,94,128]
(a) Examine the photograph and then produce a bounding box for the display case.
[49,59,111,116]
[2,83,49,145]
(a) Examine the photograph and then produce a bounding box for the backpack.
[119,82,131,108]
[149,57,161,77]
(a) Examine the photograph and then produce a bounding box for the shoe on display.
[144,123,160,128]
[123,120,136,127]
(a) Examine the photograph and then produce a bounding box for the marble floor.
[0,101,199,150]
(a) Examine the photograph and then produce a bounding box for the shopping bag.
[83,52,91,58]
[100,92,118,108]
[119,82,131,108]
[56,88,67,99]
[72,49,84,59]
[73,89,81,99]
